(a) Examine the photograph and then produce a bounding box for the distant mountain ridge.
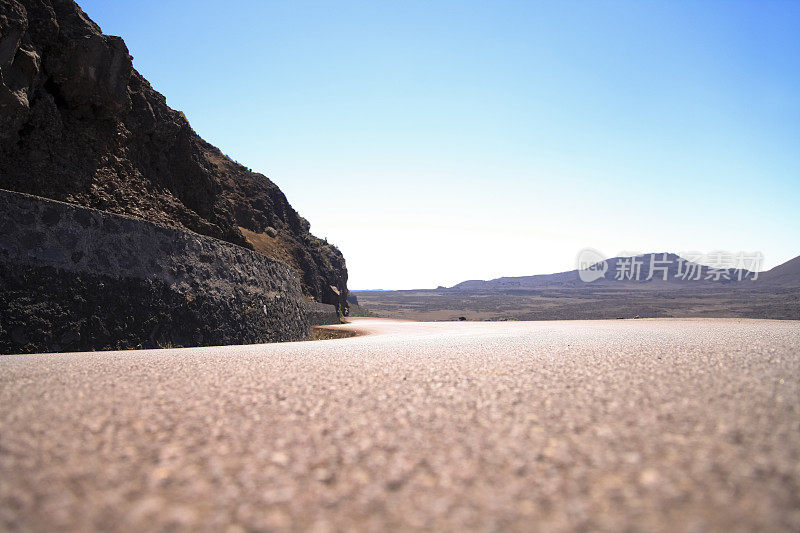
[450,252,796,292]
[757,255,800,287]
[355,253,800,322]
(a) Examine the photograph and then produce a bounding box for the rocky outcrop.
[0,0,348,312]
[0,189,310,354]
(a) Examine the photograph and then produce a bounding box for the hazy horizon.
[81,0,800,290]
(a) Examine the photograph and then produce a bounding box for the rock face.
[0,189,314,354]
[0,0,348,311]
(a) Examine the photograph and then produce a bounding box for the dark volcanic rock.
[0,0,348,311]
[0,262,305,354]
[0,189,311,354]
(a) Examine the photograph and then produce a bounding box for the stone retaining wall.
[303,301,341,327]
[0,189,313,353]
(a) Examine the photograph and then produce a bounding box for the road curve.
[1,318,798,531]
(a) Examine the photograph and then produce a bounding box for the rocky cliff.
[0,0,348,311]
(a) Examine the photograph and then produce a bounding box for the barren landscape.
[354,254,800,322]
[354,285,800,321]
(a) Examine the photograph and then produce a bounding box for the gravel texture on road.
[1,318,798,531]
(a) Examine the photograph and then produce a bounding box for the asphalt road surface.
[1,318,798,532]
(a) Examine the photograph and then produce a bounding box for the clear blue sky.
[81,0,800,289]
